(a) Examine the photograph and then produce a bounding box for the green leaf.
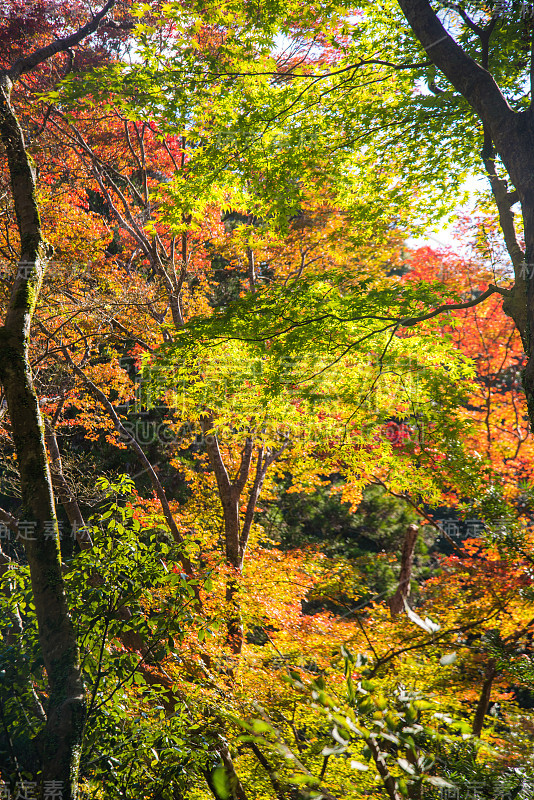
[211,767,230,799]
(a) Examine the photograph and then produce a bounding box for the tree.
[390,0,534,429]
[95,0,534,438]
[407,225,534,502]
[3,3,534,798]
[0,3,118,796]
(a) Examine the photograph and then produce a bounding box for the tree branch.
[233,438,253,496]
[0,506,18,536]
[481,128,525,272]
[201,416,233,496]
[44,419,92,550]
[239,446,266,566]
[8,1,116,82]
[57,345,195,576]
[239,441,290,566]
[366,735,403,800]
[245,741,286,799]
[400,284,508,328]
[397,0,514,140]
[472,658,496,737]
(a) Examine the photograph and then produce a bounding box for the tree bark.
[472,659,496,737]
[396,0,534,429]
[0,75,85,799]
[389,524,419,616]
[202,426,289,656]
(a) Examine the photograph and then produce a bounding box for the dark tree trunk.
[472,659,497,737]
[0,75,85,798]
[397,0,534,429]
[0,4,115,793]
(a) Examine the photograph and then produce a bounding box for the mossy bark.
[0,74,85,799]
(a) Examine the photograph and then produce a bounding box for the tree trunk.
[0,73,85,799]
[206,736,249,800]
[472,659,496,738]
[202,423,249,656]
[202,432,289,657]
[389,524,419,616]
[366,735,403,800]
[397,0,534,429]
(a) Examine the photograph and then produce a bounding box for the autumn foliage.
[0,2,534,800]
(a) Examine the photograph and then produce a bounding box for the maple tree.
[1,2,534,800]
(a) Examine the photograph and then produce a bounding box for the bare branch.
[52,342,196,577]
[44,419,92,549]
[0,506,18,536]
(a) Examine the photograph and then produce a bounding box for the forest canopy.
[1,1,534,799]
